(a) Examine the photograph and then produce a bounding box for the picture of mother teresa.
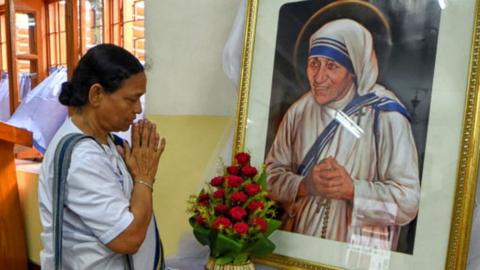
[265,19,420,250]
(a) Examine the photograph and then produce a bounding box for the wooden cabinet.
[0,122,32,270]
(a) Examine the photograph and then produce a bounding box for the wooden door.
[4,0,46,114]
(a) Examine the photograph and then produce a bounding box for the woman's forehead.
[116,73,146,95]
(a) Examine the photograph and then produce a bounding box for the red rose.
[233,222,249,235]
[210,176,224,187]
[231,191,248,203]
[212,217,232,231]
[199,200,209,207]
[227,175,243,188]
[252,217,268,232]
[214,204,228,213]
[229,206,247,220]
[248,200,264,212]
[213,189,225,198]
[195,214,206,225]
[244,183,260,196]
[198,193,209,202]
[241,166,258,177]
[227,166,240,175]
[235,152,251,165]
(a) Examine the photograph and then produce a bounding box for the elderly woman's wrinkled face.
[307,56,354,105]
[99,72,146,132]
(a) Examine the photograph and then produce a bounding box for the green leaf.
[188,216,196,227]
[233,252,249,264]
[190,218,211,246]
[265,218,282,237]
[215,254,234,265]
[256,167,267,190]
[213,233,244,257]
[249,234,276,257]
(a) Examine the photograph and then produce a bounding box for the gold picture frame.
[233,0,480,269]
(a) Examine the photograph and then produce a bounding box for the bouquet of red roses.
[187,152,281,265]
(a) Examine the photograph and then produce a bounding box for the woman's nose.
[134,100,142,114]
[313,66,327,83]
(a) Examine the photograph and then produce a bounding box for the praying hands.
[301,157,354,201]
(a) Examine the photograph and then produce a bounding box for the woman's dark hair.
[59,44,144,106]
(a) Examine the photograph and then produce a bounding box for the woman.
[266,19,420,250]
[38,44,165,269]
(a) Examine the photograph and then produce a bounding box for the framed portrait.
[233,0,480,269]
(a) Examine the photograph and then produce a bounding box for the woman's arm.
[106,120,166,254]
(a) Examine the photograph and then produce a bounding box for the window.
[47,0,146,71]
[110,0,144,63]
[47,0,66,70]
[0,0,146,116]
[79,0,104,54]
[122,0,144,63]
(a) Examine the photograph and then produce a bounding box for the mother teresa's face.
[307,56,354,105]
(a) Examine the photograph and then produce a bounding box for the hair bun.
[59,81,74,106]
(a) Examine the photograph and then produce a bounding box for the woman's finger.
[149,123,157,150]
[153,132,160,151]
[132,122,140,149]
[153,137,166,170]
[141,120,150,148]
[157,137,166,157]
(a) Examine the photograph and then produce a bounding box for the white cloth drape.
[0,72,32,121]
[222,0,246,89]
[7,67,68,152]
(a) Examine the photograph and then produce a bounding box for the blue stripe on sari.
[297,93,411,177]
[309,45,355,75]
[311,37,349,54]
[297,93,379,176]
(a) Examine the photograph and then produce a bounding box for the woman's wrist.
[134,179,154,192]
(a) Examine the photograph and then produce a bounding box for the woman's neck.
[71,109,109,144]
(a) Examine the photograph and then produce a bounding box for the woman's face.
[306,56,354,105]
[98,72,146,132]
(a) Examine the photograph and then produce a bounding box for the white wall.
[145,0,241,116]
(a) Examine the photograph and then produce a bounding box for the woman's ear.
[88,83,104,107]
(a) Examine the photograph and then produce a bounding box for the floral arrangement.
[187,152,281,265]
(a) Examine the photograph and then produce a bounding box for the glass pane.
[134,38,144,62]
[123,0,144,62]
[60,32,66,65]
[82,0,103,53]
[59,1,66,32]
[16,59,35,102]
[134,1,144,20]
[16,13,36,55]
[47,1,67,68]
[17,59,30,73]
[48,4,56,33]
[48,34,56,66]
[123,21,134,53]
[0,14,6,71]
[133,20,144,36]
[111,0,121,46]
[123,0,133,21]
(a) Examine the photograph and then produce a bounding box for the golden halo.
[292,0,392,90]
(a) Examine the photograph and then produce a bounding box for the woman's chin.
[113,124,131,132]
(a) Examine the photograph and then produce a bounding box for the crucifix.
[356,107,368,125]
